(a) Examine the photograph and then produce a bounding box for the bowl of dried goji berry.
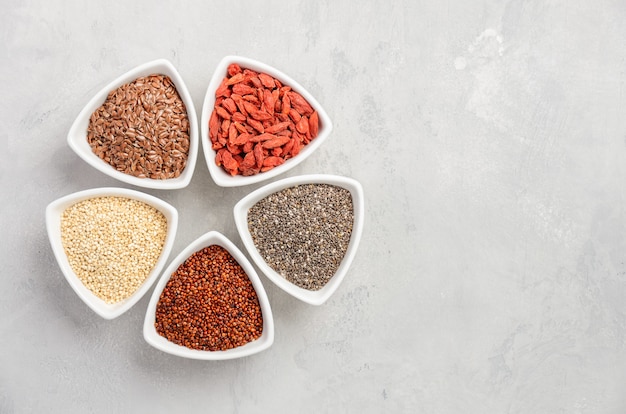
[143,231,274,359]
[201,56,333,187]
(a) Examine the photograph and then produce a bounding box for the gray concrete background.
[2,1,626,412]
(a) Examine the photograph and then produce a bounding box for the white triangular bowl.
[45,187,179,319]
[67,59,198,189]
[143,230,274,360]
[201,55,333,187]
[233,174,364,305]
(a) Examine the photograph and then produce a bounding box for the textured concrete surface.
[2,1,626,412]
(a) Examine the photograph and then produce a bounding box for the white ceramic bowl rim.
[233,174,364,305]
[143,230,275,360]
[67,58,198,190]
[45,187,179,319]
[201,55,333,187]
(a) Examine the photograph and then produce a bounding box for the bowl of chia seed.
[233,174,364,305]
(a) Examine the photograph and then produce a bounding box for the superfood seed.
[87,74,190,180]
[154,245,263,351]
[60,196,167,304]
[247,184,354,291]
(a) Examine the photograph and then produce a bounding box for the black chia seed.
[247,184,354,291]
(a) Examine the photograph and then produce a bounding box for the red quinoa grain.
[154,245,263,351]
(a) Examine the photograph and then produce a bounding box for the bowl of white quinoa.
[67,59,198,190]
[46,187,178,319]
[233,174,364,305]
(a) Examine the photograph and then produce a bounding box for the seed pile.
[247,184,354,291]
[61,196,168,304]
[209,63,320,176]
[87,74,190,180]
[155,245,263,351]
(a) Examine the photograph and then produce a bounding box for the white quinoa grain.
[61,196,167,304]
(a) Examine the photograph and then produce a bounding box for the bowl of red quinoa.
[45,187,179,319]
[233,174,364,305]
[143,231,274,359]
[67,59,198,189]
[200,55,333,187]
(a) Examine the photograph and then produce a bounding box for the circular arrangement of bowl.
[233,174,364,305]
[143,230,274,360]
[200,55,333,187]
[45,187,179,319]
[52,53,363,358]
[67,59,198,190]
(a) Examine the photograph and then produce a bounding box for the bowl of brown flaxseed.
[68,59,198,189]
